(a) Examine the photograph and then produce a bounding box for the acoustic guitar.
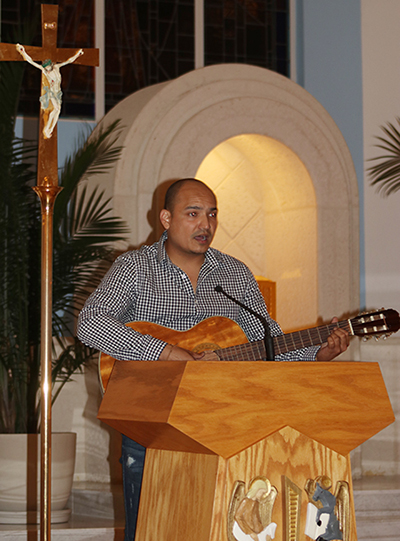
[99,308,400,393]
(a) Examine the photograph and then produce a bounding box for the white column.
[95,0,105,122]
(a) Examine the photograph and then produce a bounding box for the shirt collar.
[157,230,169,264]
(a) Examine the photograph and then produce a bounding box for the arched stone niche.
[196,134,318,331]
[92,64,359,351]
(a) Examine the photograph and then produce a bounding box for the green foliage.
[0,135,38,433]
[368,118,400,196]
[0,47,129,433]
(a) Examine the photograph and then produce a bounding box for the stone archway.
[91,63,359,345]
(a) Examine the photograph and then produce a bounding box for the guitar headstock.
[350,308,400,340]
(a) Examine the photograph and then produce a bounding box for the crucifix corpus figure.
[16,44,84,139]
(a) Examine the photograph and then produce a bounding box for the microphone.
[214,285,275,361]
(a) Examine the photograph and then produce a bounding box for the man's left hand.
[316,317,350,361]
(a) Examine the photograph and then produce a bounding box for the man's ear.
[159,209,171,230]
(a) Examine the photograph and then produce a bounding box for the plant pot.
[0,432,76,524]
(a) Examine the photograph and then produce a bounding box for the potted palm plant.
[0,27,129,523]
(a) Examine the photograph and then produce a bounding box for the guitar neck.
[216,320,351,361]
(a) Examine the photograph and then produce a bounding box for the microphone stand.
[214,285,275,361]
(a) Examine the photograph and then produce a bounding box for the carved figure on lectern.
[304,476,350,541]
[228,477,278,541]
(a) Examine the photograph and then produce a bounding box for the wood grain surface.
[135,449,220,540]
[98,360,394,457]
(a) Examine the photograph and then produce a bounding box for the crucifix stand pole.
[0,5,99,540]
[34,181,62,540]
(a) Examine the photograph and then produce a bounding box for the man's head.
[160,178,218,262]
[42,59,53,71]
[163,178,210,211]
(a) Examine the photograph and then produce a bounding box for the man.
[77,178,349,539]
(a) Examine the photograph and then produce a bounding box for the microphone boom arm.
[214,285,275,361]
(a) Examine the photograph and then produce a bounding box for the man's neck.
[165,244,206,290]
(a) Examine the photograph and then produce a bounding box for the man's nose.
[199,214,211,230]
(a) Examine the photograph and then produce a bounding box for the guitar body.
[99,316,248,392]
[98,308,400,393]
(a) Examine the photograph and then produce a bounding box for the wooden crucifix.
[0,3,99,185]
[0,5,99,541]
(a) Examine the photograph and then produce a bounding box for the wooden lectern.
[98,361,394,541]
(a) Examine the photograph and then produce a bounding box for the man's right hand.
[159,343,218,361]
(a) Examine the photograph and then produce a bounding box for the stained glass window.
[104,0,195,112]
[1,0,289,118]
[204,0,289,75]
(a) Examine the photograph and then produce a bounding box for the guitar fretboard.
[215,320,351,361]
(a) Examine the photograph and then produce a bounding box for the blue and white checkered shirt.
[77,232,319,362]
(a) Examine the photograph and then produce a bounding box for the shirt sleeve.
[76,254,167,360]
[238,271,320,362]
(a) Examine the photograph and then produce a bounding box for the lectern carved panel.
[283,477,302,541]
[304,476,350,541]
[228,477,278,541]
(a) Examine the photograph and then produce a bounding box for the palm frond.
[368,118,400,196]
[50,337,97,405]
[54,120,123,222]
[52,124,129,335]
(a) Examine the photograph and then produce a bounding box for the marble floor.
[0,476,399,540]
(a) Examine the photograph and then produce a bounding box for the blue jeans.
[120,435,146,541]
